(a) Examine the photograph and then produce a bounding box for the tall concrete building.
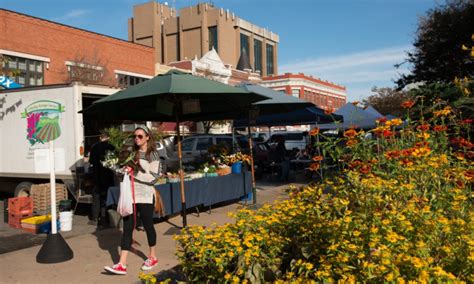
[128,1,279,77]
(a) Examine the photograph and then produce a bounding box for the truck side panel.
[0,86,79,179]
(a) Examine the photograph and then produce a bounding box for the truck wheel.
[14,182,33,197]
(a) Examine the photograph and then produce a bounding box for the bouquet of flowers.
[221,152,251,166]
[101,150,119,170]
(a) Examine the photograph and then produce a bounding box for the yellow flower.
[224,273,231,280]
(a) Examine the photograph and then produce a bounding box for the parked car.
[251,131,270,142]
[164,134,240,170]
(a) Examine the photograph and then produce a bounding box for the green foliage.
[101,126,128,151]
[363,87,409,117]
[396,0,474,88]
[408,81,474,119]
[174,101,474,282]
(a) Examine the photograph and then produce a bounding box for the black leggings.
[121,203,156,251]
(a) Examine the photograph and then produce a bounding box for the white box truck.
[0,82,119,199]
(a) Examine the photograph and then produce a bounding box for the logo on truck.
[21,100,65,145]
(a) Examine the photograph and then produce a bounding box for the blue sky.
[3,0,437,101]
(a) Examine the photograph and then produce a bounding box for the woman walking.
[105,125,161,275]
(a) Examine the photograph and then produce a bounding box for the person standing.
[275,136,290,182]
[104,125,161,275]
[89,133,115,226]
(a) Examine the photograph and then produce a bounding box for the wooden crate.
[30,183,68,215]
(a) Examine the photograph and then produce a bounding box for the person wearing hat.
[105,125,161,275]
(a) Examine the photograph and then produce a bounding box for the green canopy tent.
[81,70,268,227]
[234,83,315,204]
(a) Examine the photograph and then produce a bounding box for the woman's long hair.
[133,127,156,162]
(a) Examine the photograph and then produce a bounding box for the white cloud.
[53,9,90,22]
[280,46,412,102]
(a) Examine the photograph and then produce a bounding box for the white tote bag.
[117,172,134,217]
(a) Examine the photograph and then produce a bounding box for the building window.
[1,55,44,87]
[208,26,218,52]
[66,61,104,84]
[117,74,149,88]
[254,39,262,73]
[292,89,299,98]
[266,44,274,75]
[240,33,249,57]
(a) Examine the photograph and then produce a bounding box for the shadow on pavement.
[92,227,122,263]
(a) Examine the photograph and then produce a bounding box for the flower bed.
[174,101,473,282]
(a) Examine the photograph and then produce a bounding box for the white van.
[270,132,308,151]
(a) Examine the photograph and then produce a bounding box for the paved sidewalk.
[0,182,297,283]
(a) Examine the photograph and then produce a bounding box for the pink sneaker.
[141,257,158,271]
[104,263,127,275]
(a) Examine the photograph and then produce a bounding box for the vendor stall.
[106,171,252,218]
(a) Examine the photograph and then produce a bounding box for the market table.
[106,171,252,218]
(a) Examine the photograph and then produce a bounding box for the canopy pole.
[315,122,323,181]
[247,125,257,205]
[176,115,187,228]
[231,121,235,152]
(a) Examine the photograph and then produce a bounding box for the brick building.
[0,8,155,88]
[261,73,347,111]
[128,2,279,77]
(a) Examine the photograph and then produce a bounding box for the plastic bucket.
[231,162,242,174]
[59,200,72,212]
[59,211,73,232]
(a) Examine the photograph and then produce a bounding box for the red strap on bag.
[130,168,136,230]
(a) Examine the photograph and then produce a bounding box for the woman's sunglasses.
[134,134,145,139]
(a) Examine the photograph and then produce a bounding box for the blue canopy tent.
[317,103,382,130]
[233,106,340,127]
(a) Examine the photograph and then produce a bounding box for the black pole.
[247,120,257,205]
[176,115,187,227]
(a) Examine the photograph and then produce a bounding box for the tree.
[396,0,474,88]
[362,87,409,117]
[202,120,229,134]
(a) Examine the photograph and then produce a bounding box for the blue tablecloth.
[107,171,252,217]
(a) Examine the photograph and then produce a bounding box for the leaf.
[301,246,312,259]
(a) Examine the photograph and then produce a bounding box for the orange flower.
[385,150,401,159]
[309,128,320,136]
[399,158,413,167]
[466,151,474,159]
[433,125,448,132]
[308,162,320,171]
[411,147,431,158]
[346,139,358,147]
[464,170,474,180]
[312,155,323,162]
[433,107,452,117]
[401,100,415,109]
[324,107,335,115]
[414,142,429,148]
[344,129,358,139]
[376,117,387,124]
[348,160,363,170]
[359,164,372,174]
[383,130,394,138]
[373,126,388,137]
[455,180,465,188]
[401,148,414,157]
[416,124,430,132]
